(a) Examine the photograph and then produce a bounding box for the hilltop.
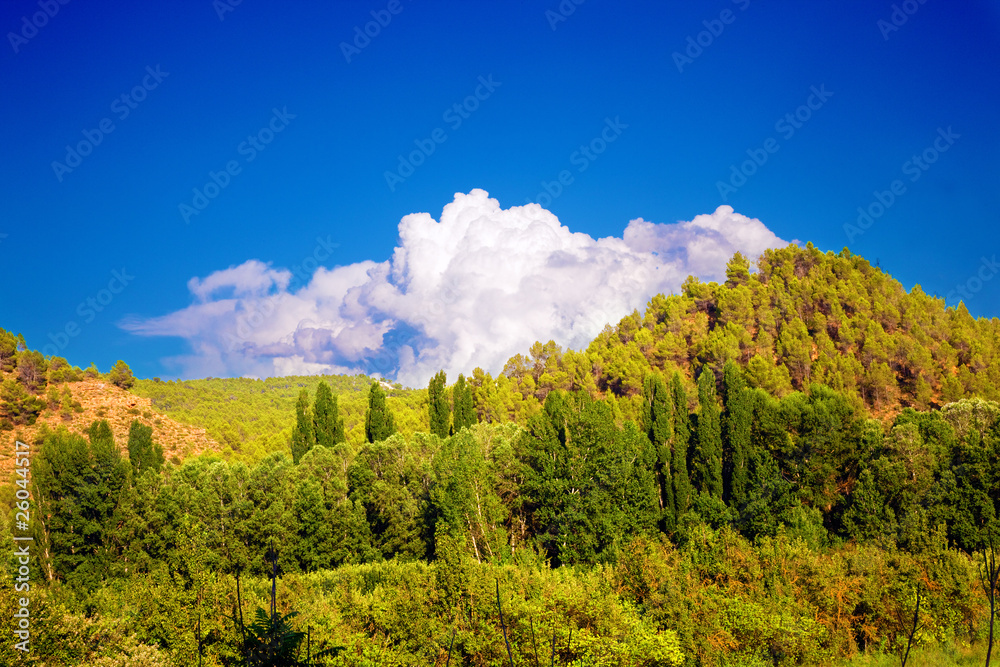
[3,243,1000,666]
[0,377,219,472]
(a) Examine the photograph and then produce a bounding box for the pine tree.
[313,381,344,449]
[722,360,752,508]
[693,368,724,499]
[290,389,315,464]
[725,251,751,287]
[428,370,450,438]
[365,382,396,443]
[452,373,476,432]
[670,372,691,518]
[0,327,17,372]
[108,360,135,390]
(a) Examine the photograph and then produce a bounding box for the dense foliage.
[3,245,1000,665]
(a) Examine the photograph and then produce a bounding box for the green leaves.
[365,381,397,443]
[429,370,450,438]
[290,388,315,464]
[108,359,135,390]
[128,419,164,476]
[312,380,345,449]
[452,373,476,432]
[692,368,723,500]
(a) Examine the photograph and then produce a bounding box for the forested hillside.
[130,375,422,464]
[2,244,1000,666]
[478,244,1000,425]
[126,245,1000,468]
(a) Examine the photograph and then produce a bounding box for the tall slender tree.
[693,368,724,499]
[365,381,396,443]
[312,381,344,449]
[722,360,752,508]
[291,389,315,464]
[127,419,164,476]
[670,372,691,518]
[452,374,476,432]
[428,370,450,438]
[641,374,675,532]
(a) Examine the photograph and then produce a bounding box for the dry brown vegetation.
[0,378,220,472]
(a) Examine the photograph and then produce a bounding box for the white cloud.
[121,189,788,386]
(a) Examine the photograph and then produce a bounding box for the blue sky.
[2,1,998,383]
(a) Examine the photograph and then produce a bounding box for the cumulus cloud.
[121,189,788,386]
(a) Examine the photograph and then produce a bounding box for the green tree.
[722,360,752,509]
[641,374,676,532]
[34,423,130,588]
[16,349,48,392]
[127,419,164,476]
[842,467,896,543]
[692,368,723,499]
[452,373,476,432]
[108,359,135,390]
[290,389,315,464]
[365,381,396,443]
[432,429,508,562]
[670,372,692,519]
[87,418,114,447]
[47,356,80,383]
[725,251,751,287]
[0,377,44,426]
[312,381,344,449]
[428,370,450,438]
[348,433,434,560]
[0,327,17,371]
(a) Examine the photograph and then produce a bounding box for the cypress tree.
[670,372,691,518]
[693,368,724,499]
[313,381,344,449]
[452,373,476,432]
[428,370,450,438]
[365,381,396,443]
[291,389,315,464]
[127,419,164,476]
[722,360,752,508]
[642,374,675,532]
